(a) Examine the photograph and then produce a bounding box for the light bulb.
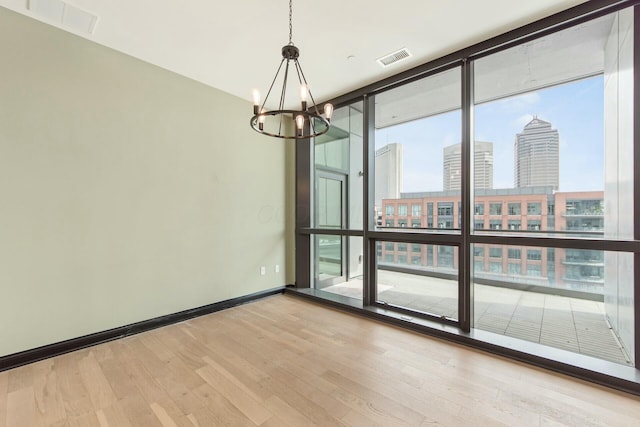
[258,111,266,131]
[324,103,334,122]
[296,115,304,136]
[300,85,308,110]
[252,89,260,115]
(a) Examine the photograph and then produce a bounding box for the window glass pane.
[473,9,634,240]
[507,203,521,215]
[473,244,634,366]
[313,236,363,300]
[527,202,542,215]
[375,67,461,232]
[314,101,363,230]
[377,242,458,320]
[489,203,502,215]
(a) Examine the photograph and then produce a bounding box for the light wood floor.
[1,295,639,426]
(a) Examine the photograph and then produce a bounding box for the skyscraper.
[514,117,559,190]
[375,143,403,208]
[443,142,494,191]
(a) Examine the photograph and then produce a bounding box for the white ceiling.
[0,0,589,108]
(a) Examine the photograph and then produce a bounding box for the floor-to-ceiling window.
[472,7,635,366]
[372,67,463,323]
[311,102,364,298]
[295,1,639,390]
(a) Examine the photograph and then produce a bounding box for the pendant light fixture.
[250,0,333,139]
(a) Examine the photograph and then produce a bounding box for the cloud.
[493,91,542,113]
[513,114,533,128]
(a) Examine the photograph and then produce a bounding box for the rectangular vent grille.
[377,48,412,67]
[28,0,98,35]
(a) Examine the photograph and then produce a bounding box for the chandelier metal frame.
[250,0,333,139]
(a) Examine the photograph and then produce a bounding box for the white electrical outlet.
[275,264,280,273]
[260,266,266,276]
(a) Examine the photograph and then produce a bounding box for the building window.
[474,246,485,257]
[508,248,521,259]
[527,265,542,276]
[508,203,521,215]
[385,220,394,227]
[411,204,421,216]
[384,254,394,263]
[547,203,555,216]
[437,202,453,216]
[427,203,433,216]
[527,220,542,231]
[527,249,542,261]
[412,219,421,228]
[385,205,395,216]
[411,256,422,265]
[474,261,485,272]
[475,221,485,230]
[412,244,421,253]
[508,220,521,230]
[398,205,408,216]
[489,262,502,273]
[489,220,502,230]
[397,243,408,252]
[385,242,395,251]
[507,263,521,275]
[398,220,407,227]
[474,203,485,215]
[527,202,542,215]
[489,247,502,258]
[489,203,502,215]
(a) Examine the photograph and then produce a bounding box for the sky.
[375,76,605,193]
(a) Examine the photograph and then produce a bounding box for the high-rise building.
[375,143,403,208]
[514,117,559,190]
[443,142,493,191]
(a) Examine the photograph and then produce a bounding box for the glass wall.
[473,7,635,364]
[311,101,364,298]
[298,2,639,377]
[374,67,461,232]
[377,242,459,320]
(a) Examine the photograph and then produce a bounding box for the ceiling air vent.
[28,0,98,35]
[377,48,412,67]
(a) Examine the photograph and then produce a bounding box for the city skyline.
[375,75,604,193]
[443,141,493,191]
[514,116,559,189]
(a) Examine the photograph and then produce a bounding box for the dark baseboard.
[0,286,285,373]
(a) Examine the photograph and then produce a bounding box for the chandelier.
[250,0,333,139]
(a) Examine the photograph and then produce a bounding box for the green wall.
[0,7,292,357]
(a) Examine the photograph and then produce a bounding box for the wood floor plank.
[32,358,66,426]
[77,351,117,411]
[0,370,8,427]
[95,402,134,427]
[54,351,96,418]
[5,386,35,427]
[196,362,272,425]
[1,294,639,426]
[190,383,255,427]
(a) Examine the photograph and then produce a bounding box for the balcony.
[319,270,631,366]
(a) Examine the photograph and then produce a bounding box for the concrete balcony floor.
[320,270,632,366]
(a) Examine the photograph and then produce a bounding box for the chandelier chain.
[288,0,293,44]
